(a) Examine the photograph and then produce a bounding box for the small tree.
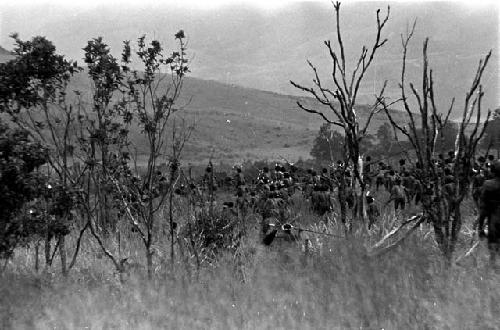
[0,34,86,275]
[122,31,190,278]
[376,122,392,146]
[310,123,345,163]
[381,22,492,261]
[312,123,375,164]
[81,36,133,232]
[82,32,192,279]
[291,1,391,224]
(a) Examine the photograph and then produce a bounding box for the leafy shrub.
[0,120,48,258]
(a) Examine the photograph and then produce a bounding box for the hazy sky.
[7,0,499,9]
[7,0,318,10]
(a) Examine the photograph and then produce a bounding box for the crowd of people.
[174,153,500,261]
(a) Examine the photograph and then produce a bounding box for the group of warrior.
[174,153,500,256]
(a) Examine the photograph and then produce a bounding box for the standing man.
[477,160,500,268]
[390,177,406,212]
[233,165,246,190]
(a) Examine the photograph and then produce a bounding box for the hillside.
[0,46,14,63]
[67,74,411,164]
[179,78,416,163]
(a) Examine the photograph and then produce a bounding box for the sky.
[6,0,499,10]
[6,0,317,10]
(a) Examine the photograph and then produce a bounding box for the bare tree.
[381,21,492,261]
[290,1,391,224]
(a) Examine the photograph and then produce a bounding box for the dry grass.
[1,194,499,329]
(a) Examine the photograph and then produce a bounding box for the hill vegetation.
[67,73,412,164]
[0,46,14,63]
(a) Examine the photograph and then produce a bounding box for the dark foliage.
[0,34,79,113]
[481,108,500,155]
[0,119,48,258]
[311,123,375,163]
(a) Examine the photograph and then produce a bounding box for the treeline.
[311,112,500,166]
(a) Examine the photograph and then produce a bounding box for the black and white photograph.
[0,0,499,328]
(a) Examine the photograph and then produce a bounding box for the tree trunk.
[169,189,175,268]
[338,178,348,234]
[357,186,367,222]
[146,249,153,280]
[34,241,40,272]
[450,202,462,260]
[58,235,67,276]
[44,234,52,267]
[169,166,176,268]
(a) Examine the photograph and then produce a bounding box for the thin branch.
[68,220,90,270]
[290,80,330,106]
[295,101,344,128]
[359,80,389,137]
[380,97,419,151]
[109,177,148,246]
[333,1,346,75]
[325,40,350,102]
[351,6,390,104]
[88,216,120,270]
[307,60,348,122]
[369,215,425,257]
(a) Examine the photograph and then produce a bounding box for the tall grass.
[1,193,499,329]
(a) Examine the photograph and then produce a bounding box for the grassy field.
[1,190,499,330]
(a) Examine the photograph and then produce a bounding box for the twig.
[454,240,480,265]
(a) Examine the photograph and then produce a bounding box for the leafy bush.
[0,119,48,258]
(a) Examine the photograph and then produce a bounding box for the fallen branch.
[368,214,424,257]
[371,214,423,250]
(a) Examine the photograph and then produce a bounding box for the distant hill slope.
[0,46,14,63]
[68,74,411,164]
[177,78,413,163]
[0,48,409,164]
